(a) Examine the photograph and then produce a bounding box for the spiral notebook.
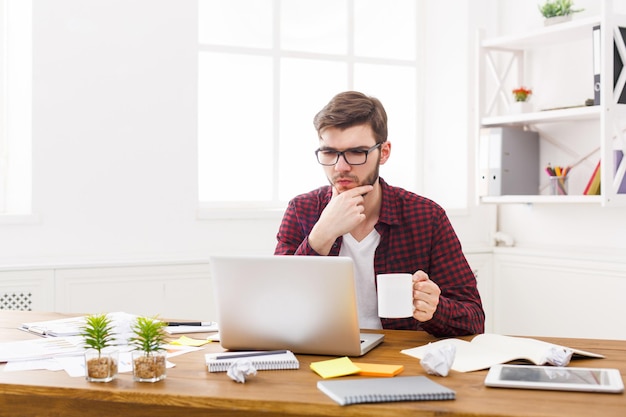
[317,376,456,406]
[205,350,299,372]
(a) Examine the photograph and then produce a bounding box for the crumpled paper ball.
[543,346,573,367]
[420,343,456,377]
[226,359,257,383]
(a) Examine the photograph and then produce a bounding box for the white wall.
[493,0,626,252]
[0,0,281,266]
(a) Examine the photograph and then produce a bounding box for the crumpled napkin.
[543,346,573,367]
[226,359,257,383]
[420,343,456,377]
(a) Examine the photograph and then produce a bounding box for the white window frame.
[196,0,424,220]
[0,0,33,222]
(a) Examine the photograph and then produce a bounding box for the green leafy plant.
[538,0,583,18]
[129,316,167,356]
[81,313,116,357]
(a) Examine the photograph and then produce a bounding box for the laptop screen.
[210,255,383,356]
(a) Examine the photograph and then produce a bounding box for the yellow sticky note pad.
[352,362,404,377]
[169,335,211,347]
[310,356,361,379]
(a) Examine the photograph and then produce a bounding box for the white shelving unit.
[476,0,626,206]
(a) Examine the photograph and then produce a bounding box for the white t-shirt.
[339,230,382,329]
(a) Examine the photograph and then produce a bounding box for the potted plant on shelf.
[130,316,168,382]
[511,87,533,113]
[81,313,118,382]
[538,0,583,25]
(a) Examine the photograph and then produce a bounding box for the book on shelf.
[583,160,601,195]
[401,333,604,373]
[317,376,455,406]
[205,350,299,372]
[614,150,626,193]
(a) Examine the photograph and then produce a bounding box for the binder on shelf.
[478,127,539,197]
[205,350,299,372]
[593,25,601,105]
[616,27,626,104]
[593,25,626,105]
[317,376,456,406]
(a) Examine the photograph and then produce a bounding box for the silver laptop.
[209,255,384,356]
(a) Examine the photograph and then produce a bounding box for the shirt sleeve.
[407,212,484,337]
[420,212,484,337]
[378,188,485,337]
[274,198,320,256]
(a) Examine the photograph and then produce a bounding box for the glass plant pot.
[84,348,118,382]
[132,350,167,382]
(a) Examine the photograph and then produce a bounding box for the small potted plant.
[512,86,532,102]
[129,316,168,382]
[511,87,533,113]
[538,0,583,25]
[81,313,118,382]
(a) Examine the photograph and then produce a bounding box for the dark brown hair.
[313,91,388,144]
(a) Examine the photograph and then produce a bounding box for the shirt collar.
[377,177,402,226]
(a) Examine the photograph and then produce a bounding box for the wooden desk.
[0,311,624,417]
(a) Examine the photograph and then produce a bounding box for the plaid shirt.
[275,177,485,337]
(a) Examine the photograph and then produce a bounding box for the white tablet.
[485,364,624,393]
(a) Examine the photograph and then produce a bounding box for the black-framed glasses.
[315,143,382,166]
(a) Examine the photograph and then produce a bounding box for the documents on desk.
[4,312,209,377]
[20,316,87,337]
[0,336,85,363]
[401,333,604,373]
[20,311,137,343]
[0,337,202,376]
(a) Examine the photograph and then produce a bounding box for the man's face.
[317,124,388,193]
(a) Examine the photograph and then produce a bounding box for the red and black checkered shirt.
[275,178,485,337]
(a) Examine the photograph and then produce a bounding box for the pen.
[166,321,214,326]
[214,350,288,360]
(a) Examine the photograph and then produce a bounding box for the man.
[275,91,484,337]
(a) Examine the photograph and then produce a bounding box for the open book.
[401,334,604,373]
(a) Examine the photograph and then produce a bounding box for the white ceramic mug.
[376,273,414,318]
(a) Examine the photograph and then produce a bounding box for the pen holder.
[549,176,568,195]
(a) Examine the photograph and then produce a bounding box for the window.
[197,0,420,217]
[0,0,32,217]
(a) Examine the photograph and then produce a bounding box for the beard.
[328,163,380,193]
